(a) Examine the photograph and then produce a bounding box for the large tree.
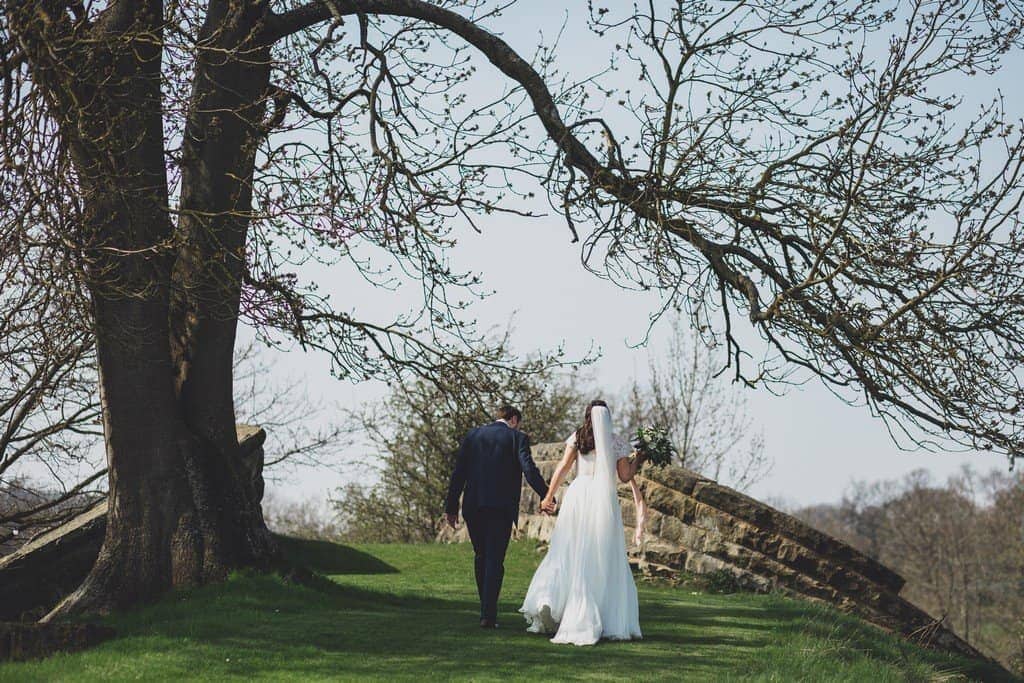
[2,0,1022,618]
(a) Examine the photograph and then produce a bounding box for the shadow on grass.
[274,535,399,575]
[77,544,784,681]
[88,576,727,680]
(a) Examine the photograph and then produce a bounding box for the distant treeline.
[791,467,1023,673]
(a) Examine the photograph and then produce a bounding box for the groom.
[445,405,554,628]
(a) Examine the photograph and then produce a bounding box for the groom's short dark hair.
[496,404,522,422]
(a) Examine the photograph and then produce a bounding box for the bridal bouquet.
[632,425,676,468]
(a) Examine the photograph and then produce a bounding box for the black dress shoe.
[479,619,498,629]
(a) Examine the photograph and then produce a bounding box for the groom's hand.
[445,512,459,528]
[541,498,557,514]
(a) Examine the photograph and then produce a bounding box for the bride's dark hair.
[574,399,608,454]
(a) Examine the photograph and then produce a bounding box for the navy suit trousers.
[463,507,514,622]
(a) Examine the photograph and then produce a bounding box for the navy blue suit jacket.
[445,421,549,522]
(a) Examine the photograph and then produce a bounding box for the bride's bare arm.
[617,451,646,483]
[541,443,578,509]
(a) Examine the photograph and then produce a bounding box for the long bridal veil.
[591,404,619,511]
[520,404,642,645]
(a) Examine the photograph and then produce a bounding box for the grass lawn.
[0,537,1014,682]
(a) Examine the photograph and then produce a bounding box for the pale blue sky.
[257,1,1021,508]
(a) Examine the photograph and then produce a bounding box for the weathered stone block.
[0,501,107,621]
[0,622,115,662]
[655,515,687,545]
[0,425,267,622]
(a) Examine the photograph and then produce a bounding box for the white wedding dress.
[519,405,642,645]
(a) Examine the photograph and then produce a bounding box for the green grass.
[0,537,1014,682]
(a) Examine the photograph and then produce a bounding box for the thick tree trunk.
[8,0,277,620]
[169,0,278,577]
[50,290,275,619]
[46,297,197,617]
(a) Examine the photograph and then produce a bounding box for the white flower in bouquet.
[632,425,676,468]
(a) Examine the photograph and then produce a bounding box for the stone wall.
[445,442,995,665]
[0,425,267,622]
[0,622,115,662]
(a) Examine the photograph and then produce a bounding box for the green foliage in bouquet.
[633,425,676,468]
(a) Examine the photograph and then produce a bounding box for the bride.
[520,399,646,645]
